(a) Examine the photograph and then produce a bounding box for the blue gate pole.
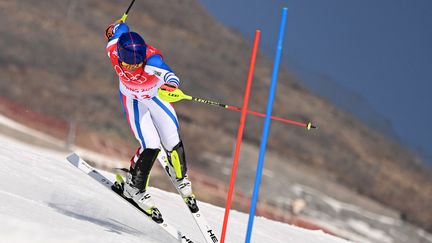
[245,7,288,243]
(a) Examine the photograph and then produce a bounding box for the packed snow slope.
[0,134,350,243]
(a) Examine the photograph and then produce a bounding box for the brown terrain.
[0,0,431,235]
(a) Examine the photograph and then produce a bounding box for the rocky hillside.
[0,0,431,232]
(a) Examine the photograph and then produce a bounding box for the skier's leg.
[119,94,161,212]
[119,93,160,150]
[148,96,193,198]
[147,95,184,175]
[128,147,160,191]
[148,96,180,150]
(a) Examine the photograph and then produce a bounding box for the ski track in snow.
[0,134,352,243]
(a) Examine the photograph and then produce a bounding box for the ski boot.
[176,175,198,213]
[164,164,198,213]
[113,173,163,223]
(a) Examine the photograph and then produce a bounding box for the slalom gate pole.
[245,8,288,243]
[220,30,261,243]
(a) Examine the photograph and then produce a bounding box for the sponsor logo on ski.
[207,230,218,242]
[181,236,193,243]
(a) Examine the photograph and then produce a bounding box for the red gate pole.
[220,30,261,243]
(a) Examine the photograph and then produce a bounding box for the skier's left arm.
[146,55,180,91]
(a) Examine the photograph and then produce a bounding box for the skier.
[105,21,194,218]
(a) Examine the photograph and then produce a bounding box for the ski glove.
[105,23,115,40]
[160,83,178,92]
[105,22,130,40]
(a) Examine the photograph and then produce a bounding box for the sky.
[0,134,351,243]
[198,0,432,164]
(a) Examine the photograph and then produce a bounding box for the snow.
[292,184,400,226]
[0,134,351,243]
[346,219,393,243]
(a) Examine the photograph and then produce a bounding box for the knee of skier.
[162,134,180,151]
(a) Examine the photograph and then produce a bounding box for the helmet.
[117,32,147,64]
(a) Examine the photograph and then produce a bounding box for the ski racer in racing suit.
[105,21,193,217]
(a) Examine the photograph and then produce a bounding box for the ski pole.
[118,0,136,22]
[105,0,136,39]
[158,88,317,130]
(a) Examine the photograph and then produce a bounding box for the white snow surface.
[0,134,351,243]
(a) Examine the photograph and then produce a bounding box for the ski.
[66,153,193,243]
[157,149,219,243]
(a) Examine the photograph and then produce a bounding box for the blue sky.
[199,0,432,164]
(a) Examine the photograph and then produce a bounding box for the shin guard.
[131,148,160,191]
[167,141,187,180]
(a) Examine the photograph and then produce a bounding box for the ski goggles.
[121,61,143,70]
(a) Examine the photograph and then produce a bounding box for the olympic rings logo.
[114,65,147,84]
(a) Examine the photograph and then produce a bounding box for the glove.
[160,83,178,92]
[105,23,115,40]
[105,20,127,40]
